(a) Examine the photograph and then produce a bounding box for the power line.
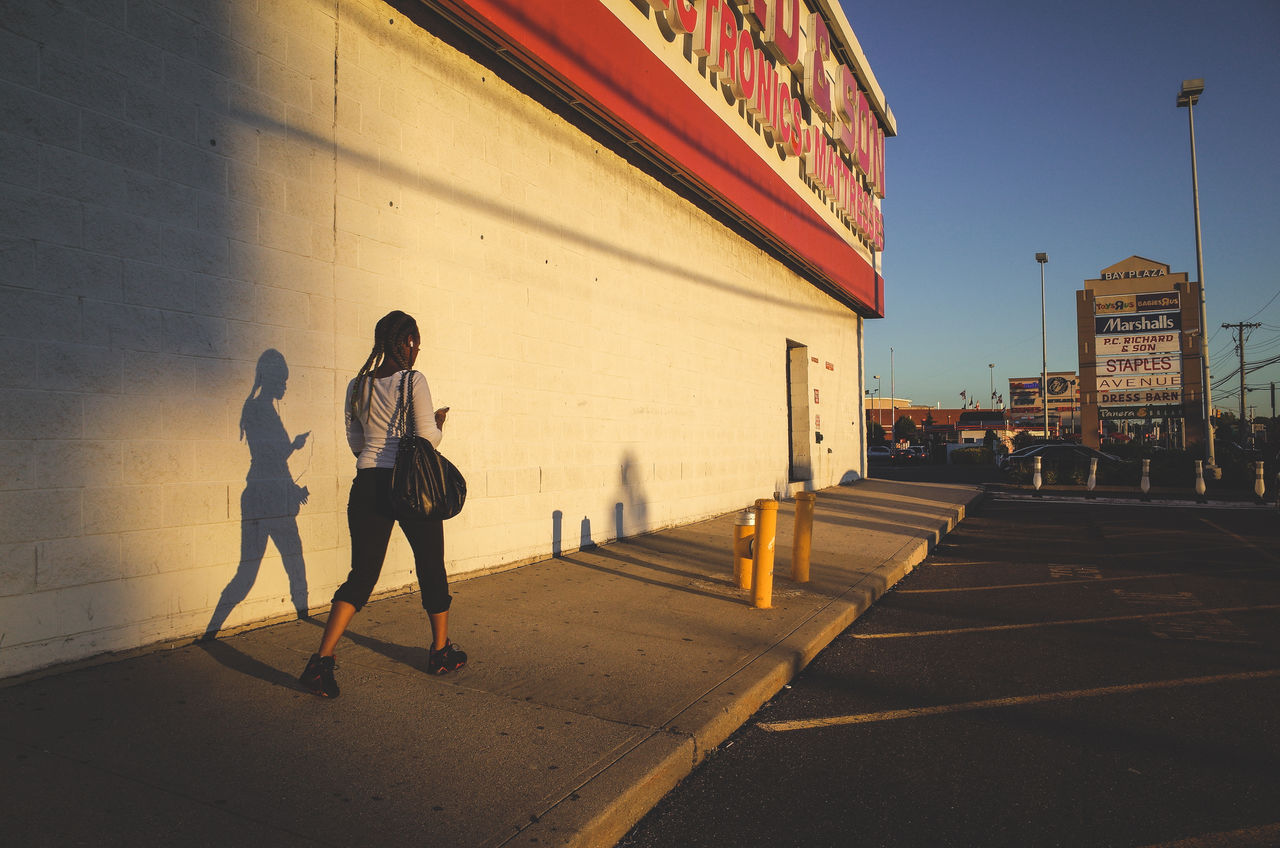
[1246,288,1280,321]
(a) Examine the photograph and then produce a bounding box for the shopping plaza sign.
[427,0,892,316]
[1093,290,1184,409]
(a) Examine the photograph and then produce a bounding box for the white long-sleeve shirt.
[345,370,443,469]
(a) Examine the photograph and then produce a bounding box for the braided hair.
[348,310,420,422]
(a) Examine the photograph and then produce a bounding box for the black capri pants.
[333,467,452,614]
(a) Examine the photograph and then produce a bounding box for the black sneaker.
[428,641,467,675]
[299,653,339,698]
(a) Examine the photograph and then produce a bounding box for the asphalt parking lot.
[622,497,1280,847]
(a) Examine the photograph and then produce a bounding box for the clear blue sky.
[850,1,1280,416]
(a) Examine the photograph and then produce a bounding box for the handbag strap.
[397,370,417,439]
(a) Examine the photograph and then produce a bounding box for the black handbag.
[389,370,467,520]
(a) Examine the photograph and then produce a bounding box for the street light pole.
[1177,78,1216,473]
[1036,253,1049,439]
[988,363,995,408]
[890,347,895,428]
[873,374,882,432]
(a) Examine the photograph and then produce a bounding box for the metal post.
[890,347,895,436]
[791,492,816,583]
[1037,253,1049,439]
[751,499,777,609]
[874,375,882,432]
[733,509,755,591]
[1178,80,1216,473]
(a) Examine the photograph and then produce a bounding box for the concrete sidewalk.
[0,478,981,848]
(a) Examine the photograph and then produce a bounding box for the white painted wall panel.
[0,0,868,678]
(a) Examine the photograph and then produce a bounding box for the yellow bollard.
[751,499,778,609]
[791,492,816,583]
[733,509,755,591]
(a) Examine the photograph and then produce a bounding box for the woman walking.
[300,311,467,698]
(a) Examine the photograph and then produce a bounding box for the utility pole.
[1224,321,1261,445]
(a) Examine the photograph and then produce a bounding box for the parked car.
[867,445,892,464]
[910,445,930,463]
[998,443,1124,475]
[995,443,1043,470]
[891,446,915,464]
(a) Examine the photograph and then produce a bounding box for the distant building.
[869,406,1011,447]
[1008,372,1080,437]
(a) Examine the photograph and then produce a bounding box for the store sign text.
[1099,355,1179,375]
[1099,404,1183,420]
[646,0,886,250]
[1094,292,1180,316]
[1101,389,1182,405]
[1098,374,1182,391]
[1095,312,1180,335]
[1101,269,1167,281]
[1098,333,1180,354]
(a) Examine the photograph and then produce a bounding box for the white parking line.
[898,566,1267,594]
[990,493,1272,509]
[851,604,1280,639]
[757,669,1280,732]
[898,572,1187,593]
[1200,517,1280,563]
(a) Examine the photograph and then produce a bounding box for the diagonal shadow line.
[292,607,437,677]
[560,554,747,606]
[226,0,855,318]
[339,627,433,675]
[587,543,723,582]
[196,640,300,690]
[406,0,878,261]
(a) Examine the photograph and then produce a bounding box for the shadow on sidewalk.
[564,547,746,606]
[196,639,300,690]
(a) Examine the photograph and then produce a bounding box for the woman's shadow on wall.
[202,349,311,643]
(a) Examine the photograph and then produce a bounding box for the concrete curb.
[517,486,984,848]
[0,481,986,848]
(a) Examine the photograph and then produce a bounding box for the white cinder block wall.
[0,0,871,678]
